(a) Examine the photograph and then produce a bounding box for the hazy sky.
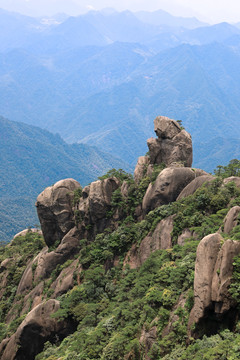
[0,0,240,23]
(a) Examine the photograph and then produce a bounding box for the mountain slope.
[0,116,130,240]
[1,118,240,359]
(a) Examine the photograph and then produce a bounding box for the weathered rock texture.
[147,116,192,167]
[13,228,42,240]
[142,167,206,214]
[36,178,81,247]
[77,177,120,237]
[177,229,193,246]
[223,206,240,234]
[211,240,240,313]
[1,300,73,360]
[134,156,150,184]
[124,216,174,269]
[223,176,240,188]
[189,233,240,330]
[140,325,158,360]
[177,174,213,200]
[17,227,80,300]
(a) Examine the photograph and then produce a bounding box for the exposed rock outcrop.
[77,177,120,237]
[17,227,80,297]
[223,206,240,234]
[134,116,193,185]
[211,239,240,313]
[189,233,222,326]
[51,259,81,297]
[147,116,192,167]
[36,178,81,247]
[140,325,158,360]
[223,176,240,188]
[189,233,240,331]
[177,229,193,246]
[1,300,73,360]
[13,228,42,240]
[124,216,174,269]
[177,174,213,200]
[134,156,150,184]
[33,227,80,281]
[142,167,206,215]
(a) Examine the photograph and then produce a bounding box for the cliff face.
[1,116,240,359]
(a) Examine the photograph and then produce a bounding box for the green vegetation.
[0,231,45,341]
[2,164,240,359]
[214,159,240,178]
[35,176,240,359]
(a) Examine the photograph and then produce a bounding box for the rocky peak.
[148,115,192,167]
[134,116,193,184]
[154,115,181,139]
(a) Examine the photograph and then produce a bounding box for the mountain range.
[0,8,240,173]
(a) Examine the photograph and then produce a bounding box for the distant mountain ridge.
[135,9,207,29]
[0,8,240,174]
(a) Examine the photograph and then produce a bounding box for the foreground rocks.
[1,300,74,360]
[189,233,240,332]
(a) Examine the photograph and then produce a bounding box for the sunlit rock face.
[142,167,206,215]
[189,234,240,335]
[36,178,81,247]
[1,299,73,360]
[147,116,193,167]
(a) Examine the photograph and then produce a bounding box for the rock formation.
[148,116,192,167]
[76,177,120,238]
[36,178,81,247]
[2,115,240,359]
[223,206,240,234]
[177,174,214,200]
[142,167,206,214]
[1,300,73,360]
[134,116,193,184]
[124,216,174,269]
[189,233,240,332]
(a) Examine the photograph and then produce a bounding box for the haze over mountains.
[1,7,240,239]
[1,7,240,172]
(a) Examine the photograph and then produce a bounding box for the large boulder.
[1,299,72,360]
[223,206,240,234]
[223,176,240,188]
[177,174,213,200]
[36,178,81,247]
[142,167,206,214]
[87,177,120,222]
[134,156,150,184]
[189,234,240,329]
[77,177,120,236]
[33,227,80,281]
[190,233,222,325]
[147,116,192,167]
[211,239,240,313]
